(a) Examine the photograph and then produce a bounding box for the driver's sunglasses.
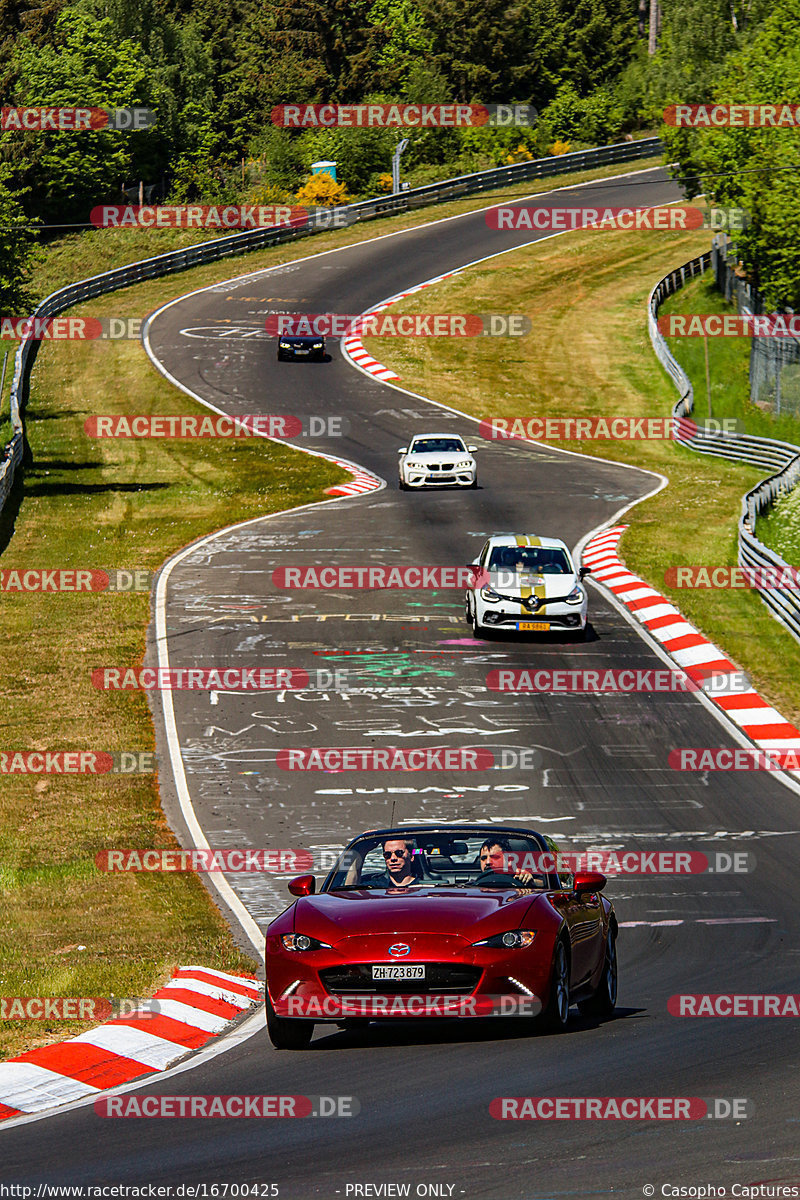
[384,849,408,859]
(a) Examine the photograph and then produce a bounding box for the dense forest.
[0,0,798,308]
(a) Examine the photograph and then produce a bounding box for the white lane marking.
[620,917,777,928]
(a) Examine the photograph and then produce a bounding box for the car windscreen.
[409,438,466,454]
[324,831,553,891]
[487,547,571,575]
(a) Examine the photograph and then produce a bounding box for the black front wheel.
[266,994,314,1050]
[539,939,570,1032]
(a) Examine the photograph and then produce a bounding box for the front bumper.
[266,943,550,1020]
[475,597,587,630]
[404,469,476,488]
[278,344,325,360]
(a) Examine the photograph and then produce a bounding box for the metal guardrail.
[0,135,663,508]
[648,244,800,642]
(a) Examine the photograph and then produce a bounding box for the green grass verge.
[360,216,800,728]
[659,274,800,570]
[758,491,800,566]
[0,293,348,1061]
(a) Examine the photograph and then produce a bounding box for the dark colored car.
[277,334,325,361]
[264,823,618,1048]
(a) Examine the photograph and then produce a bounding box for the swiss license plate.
[295,349,309,355]
[372,965,425,981]
[518,621,550,631]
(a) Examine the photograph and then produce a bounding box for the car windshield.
[409,438,467,454]
[487,546,571,575]
[324,828,558,892]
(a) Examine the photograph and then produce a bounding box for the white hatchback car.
[398,433,477,489]
[465,534,590,639]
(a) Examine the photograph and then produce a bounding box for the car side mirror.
[467,445,478,453]
[398,447,408,454]
[288,874,316,897]
[573,871,606,895]
[579,566,592,579]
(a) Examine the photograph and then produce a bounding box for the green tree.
[367,0,434,92]
[4,8,157,224]
[661,0,800,307]
[0,163,36,311]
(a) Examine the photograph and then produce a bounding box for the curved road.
[4,166,800,1198]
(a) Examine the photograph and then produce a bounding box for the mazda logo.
[388,943,411,957]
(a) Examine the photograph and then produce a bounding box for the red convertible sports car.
[264,823,618,1048]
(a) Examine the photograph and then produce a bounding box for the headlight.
[480,585,502,602]
[472,931,537,949]
[279,341,291,348]
[281,934,331,951]
[313,341,323,349]
[455,460,473,468]
[565,585,584,605]
[406,459,422,468]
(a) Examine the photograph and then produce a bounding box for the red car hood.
[293,887,542,944]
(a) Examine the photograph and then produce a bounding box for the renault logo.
[388,943,411,957]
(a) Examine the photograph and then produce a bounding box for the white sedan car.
[398,433,477,489]
[465,534,590,639]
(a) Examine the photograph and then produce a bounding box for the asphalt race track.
[4,166,800,1198]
